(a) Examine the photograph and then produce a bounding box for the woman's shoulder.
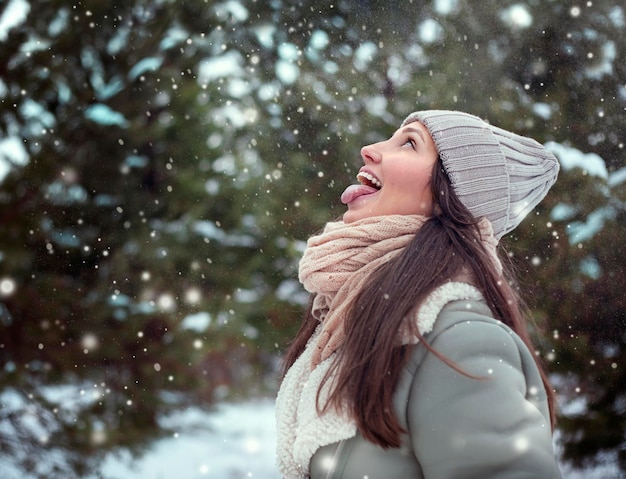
[405,298,539,383]
[428,298,516,341]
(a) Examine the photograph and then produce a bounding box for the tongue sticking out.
[341,184,379,204]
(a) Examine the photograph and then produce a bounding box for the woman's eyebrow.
[401,126,426,145]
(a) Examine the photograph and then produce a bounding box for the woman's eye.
[403,139,416,149]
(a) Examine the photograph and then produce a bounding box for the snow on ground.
[99,398,281,479]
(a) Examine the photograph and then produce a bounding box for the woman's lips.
[340,184,379,204]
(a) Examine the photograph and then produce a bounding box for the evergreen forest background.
[0,0,625,477]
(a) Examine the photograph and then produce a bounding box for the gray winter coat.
[309,300,563,479]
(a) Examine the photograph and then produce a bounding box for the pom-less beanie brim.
[402,110,559,239]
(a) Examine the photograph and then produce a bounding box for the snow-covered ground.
[99,398,281,479]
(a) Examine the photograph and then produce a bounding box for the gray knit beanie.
[402,110,559,239]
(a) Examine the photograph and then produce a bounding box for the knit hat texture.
[402,110,559,239]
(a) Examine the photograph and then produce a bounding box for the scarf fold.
[299,215,428,367]
[298,214,501,367]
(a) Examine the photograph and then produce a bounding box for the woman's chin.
[342,208,374,224]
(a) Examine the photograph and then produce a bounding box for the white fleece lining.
[411,281,483,337]
[275,282,485,479]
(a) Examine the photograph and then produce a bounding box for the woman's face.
[341,120,439,223]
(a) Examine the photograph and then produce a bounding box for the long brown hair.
[281,160,557,448]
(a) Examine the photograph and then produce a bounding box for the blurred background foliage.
[0,0,624,477]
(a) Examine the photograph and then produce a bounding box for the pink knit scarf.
[298,215,428,367]
[298,214,501,368]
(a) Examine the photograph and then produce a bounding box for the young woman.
[275,110,563,479]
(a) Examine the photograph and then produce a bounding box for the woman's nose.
[360,143,382,163]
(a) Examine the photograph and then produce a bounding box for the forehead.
[394,119,428,135]
[392,120,434,144]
